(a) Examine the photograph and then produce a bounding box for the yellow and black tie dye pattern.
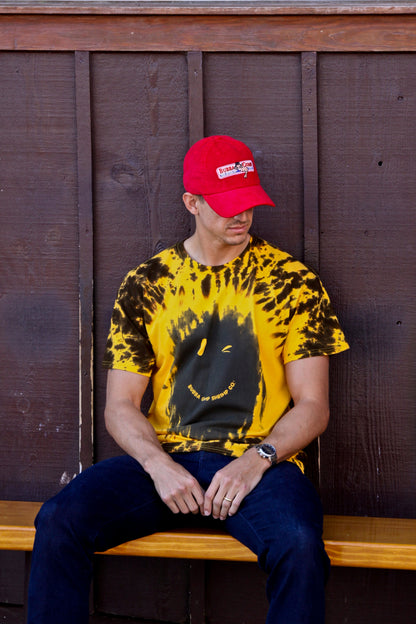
[103,236,349,459]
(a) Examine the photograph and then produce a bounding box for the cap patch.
[216,160,254,180]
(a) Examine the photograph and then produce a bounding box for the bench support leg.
[189,560,206,624]
[24,551,32,623]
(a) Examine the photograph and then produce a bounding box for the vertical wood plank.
[23,552,31,622]
[0,52,79,499]
[301,51,320,487]
[318,53,416,518]
[94,555,188,621]
[188,560,206,624]
[91,52,189,463]
[301,51,320,273]
[206,561,268,623]
[203,53,304,259]
[187,50,204,146]
[75,50,94,472]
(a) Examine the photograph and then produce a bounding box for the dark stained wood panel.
[206,561,267,624]
[75,51,94,472]
[326,567,416,624]
[301,51,319,272]
[318,53,416,518]
[90,52,191,459]
[0,551,25,604]
[3,2,416,16]
[0,52,79,501]
[204,52,304,260]
[94,555,189,622]
[187,50,204,146]
[0,8,414,621]
[1,15,416,52]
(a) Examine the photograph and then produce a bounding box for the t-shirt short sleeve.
[283,275,349,363]
[102,273,155,376]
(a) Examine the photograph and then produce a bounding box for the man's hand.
[203,356,330,520]
[203,448,268,520]
[145,454,206,515]
[105,369,205,515]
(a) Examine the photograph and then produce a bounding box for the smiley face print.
[167,305,263,444]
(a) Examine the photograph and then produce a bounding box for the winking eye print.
[167,306,263,443]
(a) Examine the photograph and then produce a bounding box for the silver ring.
[223,496,233,503]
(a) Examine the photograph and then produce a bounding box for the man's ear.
[182,192,200,216]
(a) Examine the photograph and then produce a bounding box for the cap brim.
[202,185,275,218]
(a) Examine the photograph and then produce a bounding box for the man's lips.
[228,223,249,233]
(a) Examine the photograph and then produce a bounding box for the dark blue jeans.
[27,452,329,623]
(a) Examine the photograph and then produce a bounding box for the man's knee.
[35,499,61,533]
[265,522,325,571]
[35,492,85,542]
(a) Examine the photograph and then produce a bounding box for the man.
[28,135,349,623]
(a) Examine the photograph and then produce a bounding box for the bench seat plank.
[1,500,415,570]
[323,515,416,570]
[103,529,257,561]
[0,501,41,551]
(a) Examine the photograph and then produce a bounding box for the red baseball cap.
[183,135,275,217]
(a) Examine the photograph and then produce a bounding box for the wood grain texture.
[0,16,415,621]
[2,502,415,570]
[301,51,319,272]
[1,15,416,52]
[318,53,416,518]
[90,52,191,461]
[1,1,416,16]
[75,51,94,473]
[204,52,304,260]
[0,52,80,501]
[187,50,204,146]
[94,554,189,621]
[0,551,25,605]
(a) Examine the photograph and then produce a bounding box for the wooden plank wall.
[0,3,415,623]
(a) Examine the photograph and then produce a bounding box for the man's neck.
[183,233,251,266]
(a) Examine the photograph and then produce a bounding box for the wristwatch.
[255,443,278,465]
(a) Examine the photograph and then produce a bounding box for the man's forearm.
[104,398,169,471]
[263,397,329,464]
[104,383,205,515]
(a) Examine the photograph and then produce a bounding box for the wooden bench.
[1,500,416,570]
[1,500,415,622]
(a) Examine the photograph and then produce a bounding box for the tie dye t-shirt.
[103,236,349,459]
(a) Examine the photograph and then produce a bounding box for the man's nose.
[234,214,250,223]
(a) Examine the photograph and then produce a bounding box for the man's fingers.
[165,499,181,514]
[203,479,220,517]
[165,492,199,515]
[209,487,240,520]
[203,455,262,519]
[204,475,237,519]
[218,494,233,520]
[179,480,206,514]
[154,465,206,515]
[217,491,243,520]
[225,491,243,517]
[184,491,204,515]
[216,492,232,520]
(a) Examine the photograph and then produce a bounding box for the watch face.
[261,444,275,457]
[255,443,277,464]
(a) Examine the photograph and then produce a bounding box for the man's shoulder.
[122,243,182,284]
[251,236,313,277]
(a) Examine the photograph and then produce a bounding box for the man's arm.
[266,354,330,461]
[203,355,329,520]
[104,369,205,515]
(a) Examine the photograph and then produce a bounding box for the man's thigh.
[39,455,175,552]
[224,461,325,559]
